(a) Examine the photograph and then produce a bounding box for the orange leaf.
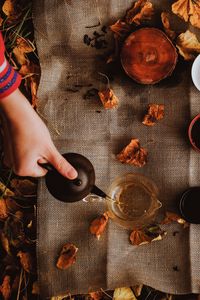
[142,104,164,126]
[162,211,189,227]
[0,199,8,220]
[13,37,35,65]
[98,88,119,109]
[110,19,131,37]
[56,243,78,270]
[125,0,154,25]
[90,212,109,239]
[0,276,11,300]
[172,0,200,29]
[89,291,103,300]
[130,225,167,246]
[17,251,35,273]
[161,12,176,40]
[116,139,147,167]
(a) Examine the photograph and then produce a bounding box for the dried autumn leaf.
[32,281,39,295]
[116,139,147,167]
[19,62,40,78]
[113,287,136,300]
[125,0,154,25]
[56,243,78,270]
[2,0,18,18]
[17,251,35,273]
[172,0,200,29]
[13,37,35,65]
[130,225,167,246]
[30,76,39,108]
[0,275,11,300]
[161,12,176,40]
[110,19,131,37]
[0,181,14,197]
[98,88,119,109]
[0,199,8,220]
[142,104,164,126]
[176,30,200,60]
[162,211,189,227]
[132,285,143,297]
[90,212,109,239]
[4,211,26,248]
[10,178,37,196]
[89,291,103,300]
[0,231,11,255]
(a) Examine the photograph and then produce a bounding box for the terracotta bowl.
[121,28,178,84]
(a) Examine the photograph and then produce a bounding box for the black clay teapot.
[39,153,107,203]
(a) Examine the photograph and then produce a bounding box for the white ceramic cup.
[191,54,200,91]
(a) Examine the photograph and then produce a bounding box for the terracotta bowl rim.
[188,113,200,153]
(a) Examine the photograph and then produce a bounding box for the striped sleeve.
[0,32,21,99]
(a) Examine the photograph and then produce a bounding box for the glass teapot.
[40,153,162,229]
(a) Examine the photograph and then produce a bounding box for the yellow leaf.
[113,287,136,300]
[0,182,14,197]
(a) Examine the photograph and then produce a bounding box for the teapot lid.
[45,153,95,202]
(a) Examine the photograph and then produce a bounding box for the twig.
[100,288,112,299]
[16,268,23,300]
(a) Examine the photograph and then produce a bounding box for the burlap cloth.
[33,0,200,298]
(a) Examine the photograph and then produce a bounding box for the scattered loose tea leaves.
[98,88,119,109]
[161,211,189,227]
[176,30,200,61]
[90,212,109,240]
[161,12,176,40]
[172,0,200,29]
[17,251,35,273]
[83,30,107,50]
[56,243,78,270]
[0,275,11,300]
[142,104,164,126]
[130,224,167,246]
[125,0,154,25]
[173,265,179,272]
[113,287,136,300]
[116,139,148,167]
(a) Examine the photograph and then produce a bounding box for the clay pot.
[121,28,178,84]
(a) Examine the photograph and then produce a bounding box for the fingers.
[48,148,78,179]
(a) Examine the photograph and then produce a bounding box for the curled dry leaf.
[0,275,11,300]
[13,37,35,65]
[130,224,167,246]
[56,243,78,270]
[1,231,11,255]
[110,19,131,37]
[172,0,200,29]
[113,287,136,300]
[142,104,164,126]
[161,12,176,40]
[17,251,35,273]
[176,30,200,60]
[132,285,143,297]
[2,0,19,19]
[32,281,39,295]
[0,181,14,197]
[0,199,8,220]
[125,0,154,25]
[116,139,147,167]
[162,211,189,227]
[98,88,119,109]
[90,212,109,239]
[10,178,37,196]
[89,291,103,300]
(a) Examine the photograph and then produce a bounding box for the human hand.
[0,89,78,178]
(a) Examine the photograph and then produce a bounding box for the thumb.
[48,149,78,179]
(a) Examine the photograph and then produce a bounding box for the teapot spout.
[83,185,108,203]
[91,185,108,198]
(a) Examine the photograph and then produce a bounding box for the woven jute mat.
[33,0,200,298]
